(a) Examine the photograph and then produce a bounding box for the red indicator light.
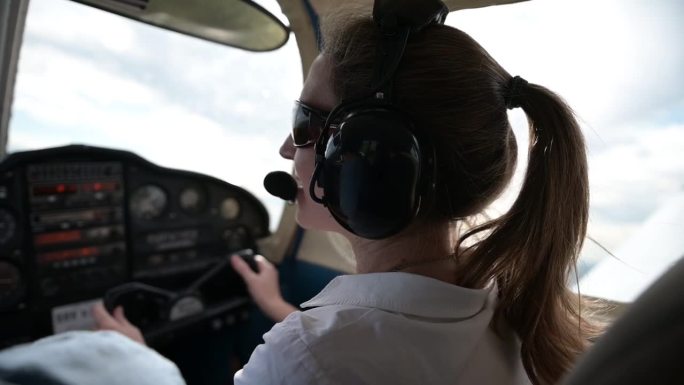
[80,181,117,192]
[79,247,98,256]
[38,246,99,263]
[35,230,82,246]
[32,184,78,196]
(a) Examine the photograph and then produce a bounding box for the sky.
[6,0,684,271]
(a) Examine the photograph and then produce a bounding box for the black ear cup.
[319,109,425,239]
[307,0,446,239]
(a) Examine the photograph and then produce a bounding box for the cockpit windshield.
[8,0,302,230]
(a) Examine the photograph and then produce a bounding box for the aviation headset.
[309,0,449,239]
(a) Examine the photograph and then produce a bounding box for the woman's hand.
[230,254,297,323]
[92,302,146,345]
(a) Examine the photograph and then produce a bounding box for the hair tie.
[504,75,528,110]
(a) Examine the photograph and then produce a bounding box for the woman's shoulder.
[264,303,394,366]
[235,307,373,385]
[274,304,375,342]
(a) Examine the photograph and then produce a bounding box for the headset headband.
[372,0,449,30]
[371,0,449,100]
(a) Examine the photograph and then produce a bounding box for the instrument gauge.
[0,209,16,246]
[220,198,241,220]
[179,186,207,214]
[130,185,168,220]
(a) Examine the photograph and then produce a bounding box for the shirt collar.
[300,272,494,319]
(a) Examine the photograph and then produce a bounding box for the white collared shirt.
[234,272,531,385]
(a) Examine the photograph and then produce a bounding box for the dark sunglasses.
[292,100,332,147]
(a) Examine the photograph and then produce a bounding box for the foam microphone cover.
[264,171,298,202]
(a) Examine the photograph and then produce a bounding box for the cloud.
[589,124,684,221]
[448,0,684,130]
[22,0,304,135]
[24,0,138,55]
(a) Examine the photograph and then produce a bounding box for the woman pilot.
[95,1,601,384]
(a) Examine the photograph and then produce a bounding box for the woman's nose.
[279,135,295,160]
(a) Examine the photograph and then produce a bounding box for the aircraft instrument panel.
[0,145,269,347]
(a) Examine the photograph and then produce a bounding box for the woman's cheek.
[295,189,328,229]
[294,184,342,232]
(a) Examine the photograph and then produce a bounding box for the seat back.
[562,256,684,385]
